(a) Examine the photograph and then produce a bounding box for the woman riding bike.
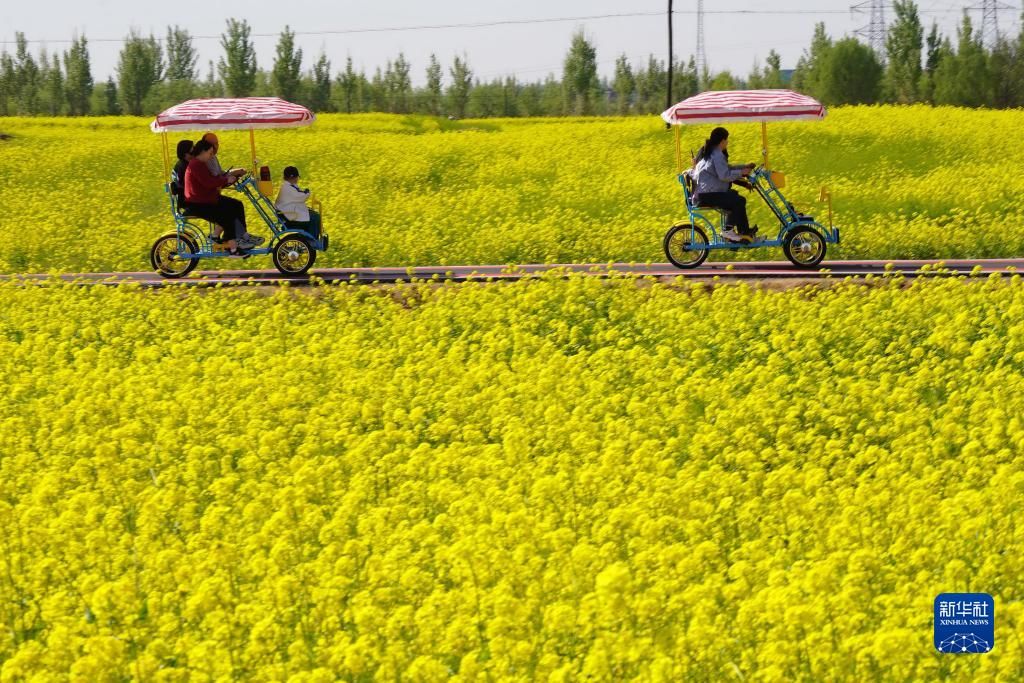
[692,127,757,243]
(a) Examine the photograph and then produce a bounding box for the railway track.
[6,258,1024,288]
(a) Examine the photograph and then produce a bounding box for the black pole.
[667,0,674,113]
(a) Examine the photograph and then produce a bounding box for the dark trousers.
[697,190,750,231]
[285,210,321,237]
[184,197,246,240]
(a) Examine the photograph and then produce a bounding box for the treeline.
[789,2,1024,106]
[0,23,704,118]
[2,2,1024,118]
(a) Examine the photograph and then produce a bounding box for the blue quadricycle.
[660,89,840,269]
[148,97,329,278]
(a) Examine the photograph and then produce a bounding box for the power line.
[851,1,889,60]
[2,7,1005,45]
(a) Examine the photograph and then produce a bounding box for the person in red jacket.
[184,139,248,256]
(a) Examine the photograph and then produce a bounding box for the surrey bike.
[149,97,329,278]
[661,89,839,269]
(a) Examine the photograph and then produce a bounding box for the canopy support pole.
[161,132,170,179]
[249,128,257,173]
[673,126,683,174]
[761,120,769,169]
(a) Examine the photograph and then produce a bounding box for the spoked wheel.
[150,233,198,278]
[783,227,827,269]
[663,223,709,269]
[273,234,316,275]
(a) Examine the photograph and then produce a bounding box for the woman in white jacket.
[275,166,322,237]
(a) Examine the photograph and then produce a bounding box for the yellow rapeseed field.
[1,274,1022,680]
[2,107,1024,274]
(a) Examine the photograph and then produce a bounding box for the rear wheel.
[783,227,826,268]
[273,234,316,275]
[150,233,198,278]
[663,223,709,269]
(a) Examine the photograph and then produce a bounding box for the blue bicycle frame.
[165,175,329,260]
[678,167,839,251]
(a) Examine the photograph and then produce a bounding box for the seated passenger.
[184,140,249,257]
[201,133,263,247]
[171,140,193,210]
[693,127,757,243]
[274,166,321,238]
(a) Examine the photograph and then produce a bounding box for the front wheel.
[273,234,316,275]
[783,227,826,268]
[150,233,198,278]
[663,223,709,269]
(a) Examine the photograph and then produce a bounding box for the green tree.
[337,57,360,113]
[674,56,699,99]
[919,22,943,102]
[116,31,162,115]
[989,36,1016,107]
[0,52,14,116]
[271,26,303,101]
[635,56,665,114]
[709,71,738,91]
[309,52,331,112]
[934,13,991,107]
[165,26,198,103]
[885,0,923,103]
[219,19,257,97]
[764,50,784,88]
[387,53,412,113]
[612,54,635,114]
[818,38,883,104]
[101,76,121,114]
[63,35,92,115]
[792,23,832,99]
[41,51,64,115]
[747,62,765,89]
[562,30,598,115]
[14,33,40,115]
[447,55,472,118]
[425,53,443,115]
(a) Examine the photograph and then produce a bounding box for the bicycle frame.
[166,176,328,260]
[677,167,839,252]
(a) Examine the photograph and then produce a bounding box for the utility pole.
[851,1,888,62]
[968,0,1015,49]
[667,0,674,112]
[695,0,707,89]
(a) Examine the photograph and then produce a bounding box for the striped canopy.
[662,90,826,125]
[150,97,315,133]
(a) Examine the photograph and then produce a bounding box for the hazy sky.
[1,1,1017,85]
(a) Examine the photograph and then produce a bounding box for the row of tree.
[2,3,1024,117]
[790,2,1024,107]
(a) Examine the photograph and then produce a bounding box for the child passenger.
[274,166,322,237]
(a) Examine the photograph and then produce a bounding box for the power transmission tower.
[851,1,888,61]
[967,0,1015,49]
[695,0,708,89]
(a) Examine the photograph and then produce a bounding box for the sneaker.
[722,229,745,243]
[237,236,259,249]
[244,233,265,245]
[227,247,251,258]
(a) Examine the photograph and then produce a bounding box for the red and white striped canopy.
[662,89,826,125]
[150,97,315,133]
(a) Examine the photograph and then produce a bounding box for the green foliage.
[63,35,92,116]
[563,30,599,115]
[218,19,257,97]
[885,0,924,103]
[271,26,303,102]
[116,30,162,116]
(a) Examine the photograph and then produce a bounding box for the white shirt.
[275,181,311,222]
